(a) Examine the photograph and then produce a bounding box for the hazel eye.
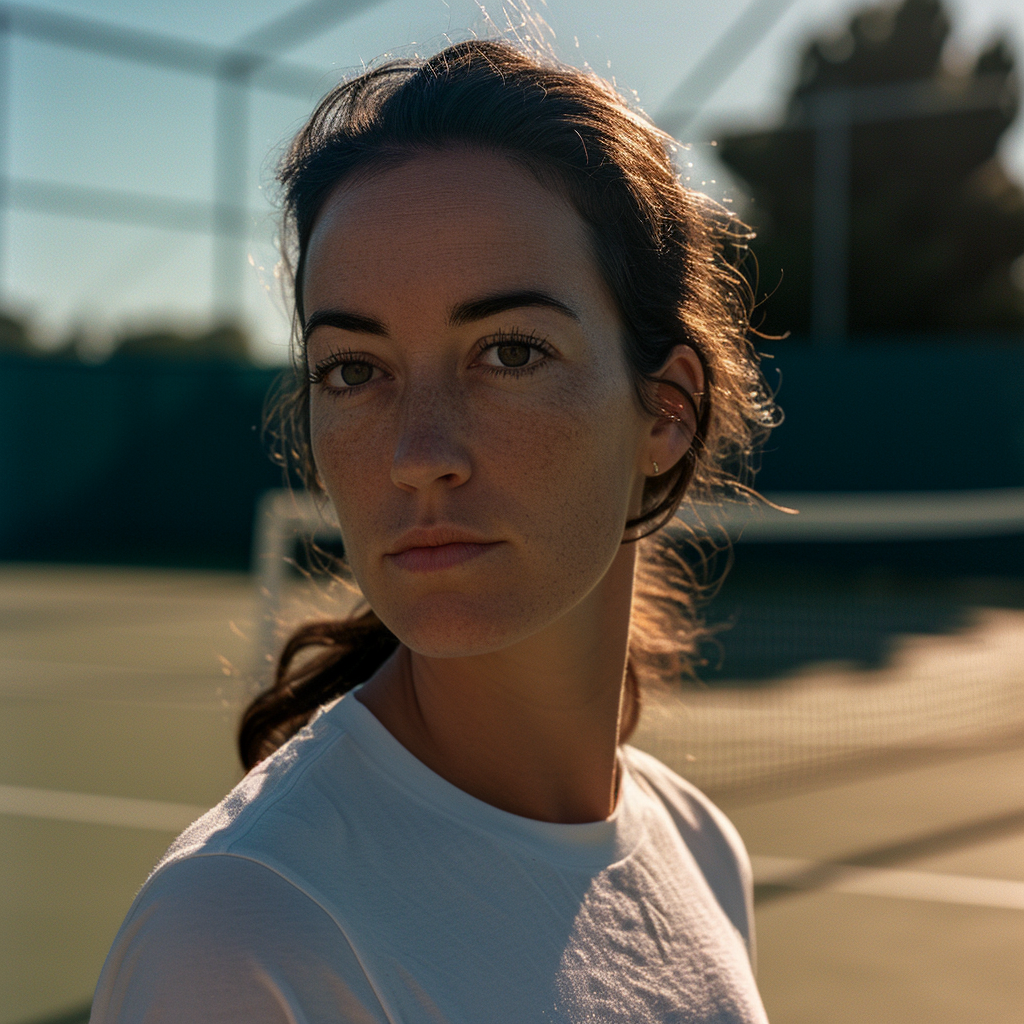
[495,343,531,367]
[321,359,381,390]
[477,334,551,374]
[339,362,374,386]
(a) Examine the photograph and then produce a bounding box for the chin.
[370,590,557,659]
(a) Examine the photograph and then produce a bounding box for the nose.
[390,380,472,493]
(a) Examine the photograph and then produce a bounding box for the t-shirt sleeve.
[90,854,388,1024]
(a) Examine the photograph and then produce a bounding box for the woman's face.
[303,148,655,657]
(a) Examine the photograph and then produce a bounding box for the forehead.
[302,149,608,318]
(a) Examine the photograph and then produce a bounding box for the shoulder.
[91,854,387,1023]
[90,702,392,1022]
[622,745,756,963]
[622,745,750,867]
[156,701,344,868]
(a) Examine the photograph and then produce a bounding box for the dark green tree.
[111,323,252,362]
[718,0,1024,337]
[0,311,32,353]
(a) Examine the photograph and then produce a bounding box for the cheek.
[487,372,643,558]
[309,401,391,535]
[541,369,641,488]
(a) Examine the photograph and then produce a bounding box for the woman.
[92,39,776,1023]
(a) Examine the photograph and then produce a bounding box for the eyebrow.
[303,309,388,343]
[303,289,580,343]
[448,290,581,327]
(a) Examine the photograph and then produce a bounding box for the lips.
[388,541,499,572]
[386,528,502,573]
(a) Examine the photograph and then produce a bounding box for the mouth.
[388,541,500,573]
[386,529,502,573]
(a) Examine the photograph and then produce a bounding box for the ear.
[642,345,704,479]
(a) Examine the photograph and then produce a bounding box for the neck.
[356,543,637,823]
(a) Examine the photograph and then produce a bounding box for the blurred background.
[2,0,1024,1021]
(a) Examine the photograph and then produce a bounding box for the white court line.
[752,855,1024,911]
[0,784,208,832]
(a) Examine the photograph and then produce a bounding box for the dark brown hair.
[239,39,777,771]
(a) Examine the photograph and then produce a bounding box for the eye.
[476,332,553,374]
[495,342,531,367]
[309,351,386,393]
[336,361,375,386]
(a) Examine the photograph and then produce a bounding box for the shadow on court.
[697,560,1024,683]
[755,803,1024,905]
[19,1010,89,1024]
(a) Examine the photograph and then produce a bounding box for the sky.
[8,0,1024,362]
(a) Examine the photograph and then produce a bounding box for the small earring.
[652,460,660,475]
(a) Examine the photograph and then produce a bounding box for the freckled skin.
[302,149,702,822]
[305,150,647,657]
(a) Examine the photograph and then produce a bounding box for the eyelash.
[477,329,555,378]
[308,331,555,395]
[308,348,384,392]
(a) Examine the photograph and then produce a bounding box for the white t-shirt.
[91,694,768,1023]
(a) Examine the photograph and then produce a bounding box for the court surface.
[2,564,1022,1024]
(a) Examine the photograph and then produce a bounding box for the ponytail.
[238,609,398,771]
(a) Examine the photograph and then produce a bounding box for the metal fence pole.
[810,91,851,345]
[0,11,10,299]
[213,62,250,320]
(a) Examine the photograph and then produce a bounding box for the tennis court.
[2,561,1023,1023]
